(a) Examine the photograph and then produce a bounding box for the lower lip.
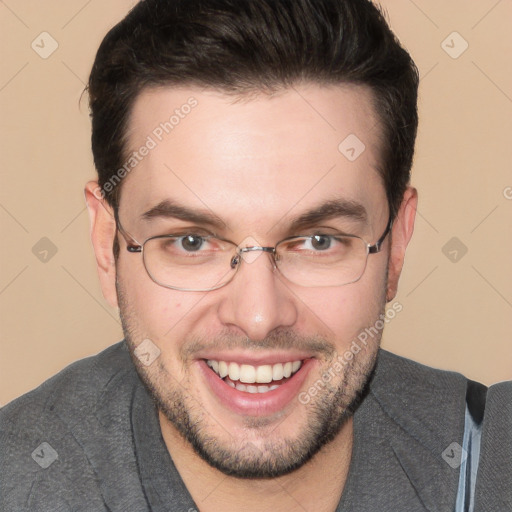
[198,359,315,416]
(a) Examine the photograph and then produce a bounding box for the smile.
[199,355,314,416]
[206,359,303,394]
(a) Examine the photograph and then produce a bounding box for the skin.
[85,83,417,511]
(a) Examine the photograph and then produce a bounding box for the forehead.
[120,84,387,233]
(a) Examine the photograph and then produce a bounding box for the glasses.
[115,212,392,292]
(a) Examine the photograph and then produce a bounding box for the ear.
[386,186,418,302]
[84,181,118,308]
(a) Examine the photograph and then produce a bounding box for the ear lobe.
[386,187,418,302]
[84,181,119,308]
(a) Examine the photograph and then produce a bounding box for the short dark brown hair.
[88,0,418,219]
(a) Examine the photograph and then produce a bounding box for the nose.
[217,250,298,341]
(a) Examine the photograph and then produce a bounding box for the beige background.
[1,0,511,406]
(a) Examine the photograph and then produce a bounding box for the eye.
[310,235,332,251]
[158,234,213,254]
[299,235,338,252]
[180,234,206,252]
[281,234,354,255]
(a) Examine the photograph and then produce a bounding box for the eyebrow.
[140,197,368,233]
[141,199,226,229]
[286,198,368,232]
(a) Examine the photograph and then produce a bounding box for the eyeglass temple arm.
[110,207,143,252]
[368,215,393,254]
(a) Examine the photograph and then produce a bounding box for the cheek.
[294,269,386,349]
[117,258,198,342]
[134,286,197,336]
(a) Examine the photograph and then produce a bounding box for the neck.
[159,411,354,512]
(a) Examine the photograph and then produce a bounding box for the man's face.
[110,84,398,477]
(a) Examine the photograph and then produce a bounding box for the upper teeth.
[207,359,302,383]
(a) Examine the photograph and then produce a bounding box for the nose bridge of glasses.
[230,245,276,268]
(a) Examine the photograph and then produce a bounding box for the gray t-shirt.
[0,341,487,511]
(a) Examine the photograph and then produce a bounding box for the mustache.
[180,329,336,360]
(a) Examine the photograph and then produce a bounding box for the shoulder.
[374,348,470,388]
[371,349,471,412]
[357,350,477,509]
[366,349,470,443]
[367,349,474,454]
[338,350,477,511]
[1,341,134,429]
[0,341,140,511]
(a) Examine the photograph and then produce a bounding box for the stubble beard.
[117,279,385,479]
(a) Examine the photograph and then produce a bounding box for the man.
[1,0,509,510]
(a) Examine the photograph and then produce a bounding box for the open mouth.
[206,359,303,394]
[199,355,314,416]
